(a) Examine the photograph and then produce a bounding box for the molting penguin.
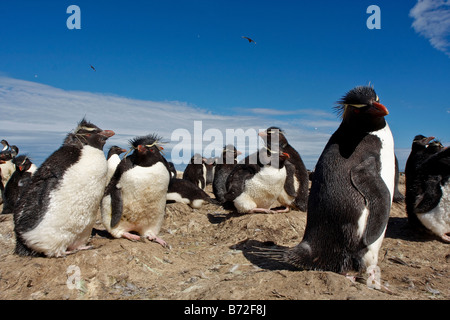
[224,148,290,214]
[405,136,449,242]
[101,134,171,247]
[1,155,36,215]
[259,127,309,212]
[183,154,207,189]
[213,145,242,204]
[261,86,395,273]
[106,145,127,183]
[167,178,218,209]
[14,119,114,257]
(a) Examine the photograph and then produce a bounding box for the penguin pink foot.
[146,234,168,248]
[64,245,94,256]
[441,233,450,243]
[249,208,276,214]
[275,206,290,213]
[121,232,142,242]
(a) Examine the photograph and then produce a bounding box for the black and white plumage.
[1,155,36,215]
[183,154,207,189]
[405,136,449,242]
[13,119,115,257]
[101,134,171,247]
[224,147,290,214]
[261,86,395,273]
[0,140,18,188]
[167,178,217,209]
[213,145,241,204]
[106,145,127,183]
[204,157,217,185]
[259,127,309,212]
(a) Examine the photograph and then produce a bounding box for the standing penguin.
[224,147,290,214]
[106,145,127,184]
[213,145,241,203]
[183,154,207,189]
[261,86,395,273]
[101,134,170,247]
[0,141,18,188]
[405,136,449,242]
[14,119,114,257]
[259,127,309,212]
[1,155,36,215]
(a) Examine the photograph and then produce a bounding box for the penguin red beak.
[370,102,389,116]
[100,130,115,138]
[121,148,127,153]
[280,152,290,159]
[237,150,242,156]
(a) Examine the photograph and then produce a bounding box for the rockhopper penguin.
[224,147,290,214]
[106,145,127,184]
[261,86,395,273]
[13,119,114,257]
[213,145,242,204]
[101,134,171,247]
[405,136,449,242]
[183,154,207,189]
[259,127,309,212]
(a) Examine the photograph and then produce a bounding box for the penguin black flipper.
[105,158,133,229]
[14,146,82,233]
[283,161,297,197]
[350,156,391,246]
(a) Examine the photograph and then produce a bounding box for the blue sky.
[0,0,449,171]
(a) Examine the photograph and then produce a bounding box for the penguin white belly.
[362,124,395,268]
[417,182,450,237]
[106,154,121,183]
[112,162,169,237]
[1,161,15,186]
[234,166,286,213]
[22,146,108,257]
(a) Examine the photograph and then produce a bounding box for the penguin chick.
[213,145,242,204]
[14,119,114,257]
[260,86,395,274]
[225,148,290,214]
[101,134,171,247]
[106,145,127,183]
[1,155,36,215]
[183,154,207,189]
[167,178,218,209]
[259,127,309,212]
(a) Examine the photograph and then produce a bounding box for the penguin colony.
[0,86,448,277]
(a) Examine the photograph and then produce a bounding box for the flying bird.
[90,65,96,72]
[242,36,256,44]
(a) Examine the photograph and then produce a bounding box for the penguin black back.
[213,145,241,203]
[262,86,395,273]
[183,154,207,189]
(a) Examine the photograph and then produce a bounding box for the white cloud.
[410,0,450,57]
[0,77,333,170]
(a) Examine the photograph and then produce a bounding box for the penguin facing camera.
[101,134,171,247]
[224,147,290,214]
[14,118,115,257]
[259,127,309,212]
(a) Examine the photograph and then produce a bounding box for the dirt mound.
[0,177,449,300]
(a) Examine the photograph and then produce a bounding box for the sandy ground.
[0,175,448,301]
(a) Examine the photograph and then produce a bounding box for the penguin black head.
[336,86,389,131]
[107,145,127,160]
[411,135,435,152]
[129,134,166,166]
[1,140,9,151]
[259,127,289,151]
[12,155,33,172]
[222,144,241,164]
[65,118,115,150]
